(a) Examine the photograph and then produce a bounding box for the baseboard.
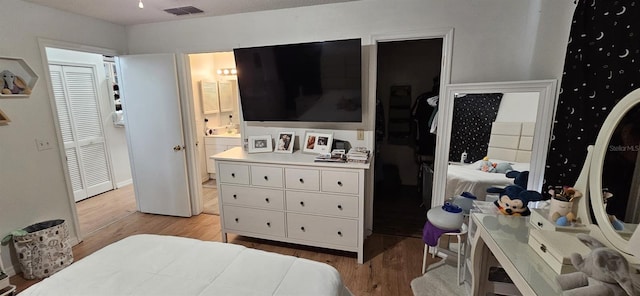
[116,179,133,188]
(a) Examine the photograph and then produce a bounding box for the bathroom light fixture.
[138,0,144,9]
[217,68,237,76]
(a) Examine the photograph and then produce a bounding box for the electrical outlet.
[36,138,53,151]
[357,129,364,140]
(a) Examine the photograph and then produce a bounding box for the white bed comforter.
[20,234,351,296]
[445,162,530,200]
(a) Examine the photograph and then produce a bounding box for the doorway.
[373,38,444,238]
[43,46,136,236]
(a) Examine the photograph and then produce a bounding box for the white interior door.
[49,64,114,202]
[117,54,192,217]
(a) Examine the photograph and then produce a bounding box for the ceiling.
[23,0,358,26]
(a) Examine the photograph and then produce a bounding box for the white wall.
[0,0,127,274]
[45,48,132,187]
[496,92,540,123]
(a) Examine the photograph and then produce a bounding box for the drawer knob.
[266,222,271,227]
[234,218,239,223]
[231,173,236,178]
[299,178,304,183]
[264,176,268,181]
[537,222,543,227]
[233,194,237,199]
[300,226,305,232]
[337,205,343,210]
[337,231,343,236]
[265,198,270,203]
[300,201,305,206]
[540,244,547,253]
[337,181,343,186]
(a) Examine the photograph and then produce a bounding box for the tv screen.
[234,38,362,122]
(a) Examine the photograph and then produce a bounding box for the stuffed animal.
[486,171,541,216]
[556,234,638,296]
[478,156,496,172]
[1,70,31,95]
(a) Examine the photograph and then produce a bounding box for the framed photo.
[248,135,273,153]
[275,132,295,153]
[303,132,333,154]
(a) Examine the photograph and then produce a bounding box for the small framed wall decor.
[248,135,273,153]
[275,132,295,153]
[303,132,333,154]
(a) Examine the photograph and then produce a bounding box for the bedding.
[445,161,529,201]
[20,234,352,296]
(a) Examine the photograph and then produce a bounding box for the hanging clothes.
[412,92,438,156]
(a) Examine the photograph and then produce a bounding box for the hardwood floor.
[11,213,436,295]
[76,184,137,236]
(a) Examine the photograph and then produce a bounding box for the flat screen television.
[234,38,362,122]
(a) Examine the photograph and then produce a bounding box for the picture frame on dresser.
[248,135,272,153]
[275,132,295,153]
[303,132,333,154]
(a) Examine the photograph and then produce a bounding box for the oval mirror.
[590,88,640,258]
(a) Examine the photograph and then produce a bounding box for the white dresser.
[204,134,242,175]
[212,147,370,263]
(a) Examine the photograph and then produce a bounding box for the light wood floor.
[76,184,137,236]
[12,183,437,295]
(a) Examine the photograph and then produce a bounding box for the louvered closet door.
[50,64,113,202]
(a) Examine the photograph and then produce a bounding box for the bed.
[20,234,352,296]
[444,122,534,200]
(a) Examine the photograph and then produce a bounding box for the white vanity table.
[204,134,242,175]
[467,88,640,296]
[212,147,370,263]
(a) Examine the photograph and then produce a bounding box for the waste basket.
[13,219,73,279]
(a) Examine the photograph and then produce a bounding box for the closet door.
[50,64,113,202]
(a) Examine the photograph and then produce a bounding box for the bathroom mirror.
[201,80,220,114]
[432,80,557,207]
[590,88,640,258]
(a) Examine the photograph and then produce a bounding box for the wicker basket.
[12,219,74,279]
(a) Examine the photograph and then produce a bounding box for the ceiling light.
[138,0,144,9]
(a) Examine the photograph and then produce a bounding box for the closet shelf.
[0,56,38,98]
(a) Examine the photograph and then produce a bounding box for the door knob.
[173,145,184,151]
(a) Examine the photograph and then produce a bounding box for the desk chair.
[421,223,468,285]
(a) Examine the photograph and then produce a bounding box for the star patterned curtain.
[544,0,640,190]
[449,93,503,163]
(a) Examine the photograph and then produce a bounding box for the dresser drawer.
[285,168,320,191]
[220,184,284,210]
[218,163,250,184]
[287,213,357,247]
[251,166,283,188]
[286,191,358,218]
[321,171,359,194]
[223,206,285,237]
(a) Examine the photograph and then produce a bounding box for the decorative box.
[529,208,589,233]
[528,229,591,274]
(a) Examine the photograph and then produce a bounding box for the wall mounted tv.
[234,38,362,122]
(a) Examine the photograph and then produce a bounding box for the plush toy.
[478,156,496,172]
[556,234,638,296]
[603,190,625,231]
[1,70,31,95]
[486,171,542,216]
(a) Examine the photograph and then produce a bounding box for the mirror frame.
[432,80,558,207]
[590,87,640,257]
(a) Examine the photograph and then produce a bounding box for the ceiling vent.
[164,6,204,16]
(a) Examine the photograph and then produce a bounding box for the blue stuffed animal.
[486,171,542,216]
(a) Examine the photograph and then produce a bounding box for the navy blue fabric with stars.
[449,93,503,163]
[544,0,639,189]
